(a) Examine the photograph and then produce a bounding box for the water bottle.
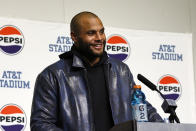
[131,85,148,122]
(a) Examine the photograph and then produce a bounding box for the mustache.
[89,40,106,46]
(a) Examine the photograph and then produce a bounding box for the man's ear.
[71,31,77,43]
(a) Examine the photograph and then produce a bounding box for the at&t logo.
[0,25,25,55]
[0,104,26,131]
[105,34,130,61]
[157,75,182,101]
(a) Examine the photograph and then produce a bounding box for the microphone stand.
[149,85,180,123]
[169,109,180,123]
[137,74,180,123]
[151,85,180,123]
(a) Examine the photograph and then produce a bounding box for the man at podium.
[30,11,163,131]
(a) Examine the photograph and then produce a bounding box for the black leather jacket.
[30,51,163,131]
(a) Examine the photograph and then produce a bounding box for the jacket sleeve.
[30,71,63,131]
[126,65,163,122]
[146,101,163,122]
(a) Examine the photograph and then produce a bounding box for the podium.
[137,122,196,131]
[110,121,196,131]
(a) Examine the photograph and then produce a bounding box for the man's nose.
[95,33,102,40]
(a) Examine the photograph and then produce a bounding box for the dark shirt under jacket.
[72,47,114,131]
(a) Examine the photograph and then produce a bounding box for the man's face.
[73,17,106,57]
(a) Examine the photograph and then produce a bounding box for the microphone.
[137,74,156,91]
[137,74,180,123]
[137,74,164,98]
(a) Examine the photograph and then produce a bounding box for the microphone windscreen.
[137,74,157,91]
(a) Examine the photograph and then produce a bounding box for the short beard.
[76,38,106,59]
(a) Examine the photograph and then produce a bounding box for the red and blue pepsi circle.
[105,34,130,61]
[0,25,25,55]
[157,75,182,101]
[0,104,27,131]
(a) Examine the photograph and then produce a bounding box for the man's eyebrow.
[87,30,96,32]
[86,27,105,33]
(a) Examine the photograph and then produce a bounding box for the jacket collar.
[59,50,85,69]
[72,55,85,69]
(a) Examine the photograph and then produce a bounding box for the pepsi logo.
[105,34,130,61]
[0,104,26,131]
[0,25,25,55]
[157,75,182,101]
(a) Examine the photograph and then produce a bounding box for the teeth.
[93,44,102,49]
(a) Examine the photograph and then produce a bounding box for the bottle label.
[132,104,148,122]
